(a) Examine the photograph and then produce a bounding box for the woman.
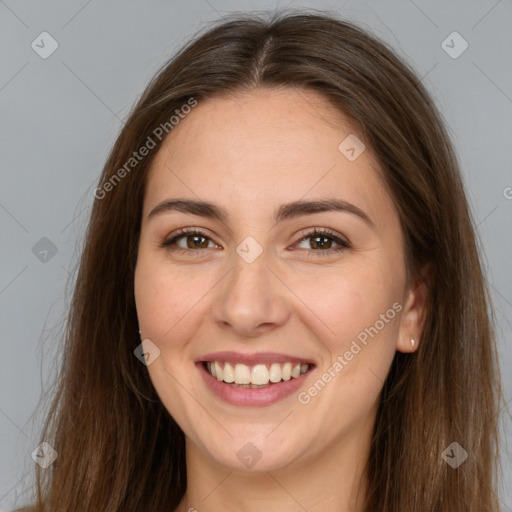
[20,10,504,512]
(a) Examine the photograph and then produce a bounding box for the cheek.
[290,265,402,418]
[290,258,402,351]
[134,256,211,425]
[134,253,213,343]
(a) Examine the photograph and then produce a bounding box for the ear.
[396,263,431,353]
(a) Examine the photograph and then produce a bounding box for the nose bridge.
[212,237,290,336]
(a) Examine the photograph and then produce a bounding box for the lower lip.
[197,362,314,407]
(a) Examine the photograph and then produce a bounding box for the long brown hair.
[20,10,504,511]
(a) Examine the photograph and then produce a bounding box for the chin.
[196,429,305,473]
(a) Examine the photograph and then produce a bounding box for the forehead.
[143,87,394,227]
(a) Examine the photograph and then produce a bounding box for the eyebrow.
[148,198,375,229]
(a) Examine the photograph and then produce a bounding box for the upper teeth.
[206,361,309,385]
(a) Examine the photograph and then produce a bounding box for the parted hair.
[18,9,503,512]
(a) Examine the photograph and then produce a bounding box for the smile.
[196,353,315,406]
[205,361,310,387]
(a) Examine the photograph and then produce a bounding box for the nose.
[211,248,292,339]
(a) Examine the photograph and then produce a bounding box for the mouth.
[203,361,311,388]
[195,352,316,406]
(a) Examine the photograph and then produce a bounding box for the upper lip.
[196,351,316,366]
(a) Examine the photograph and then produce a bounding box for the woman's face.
[134,87,422,473]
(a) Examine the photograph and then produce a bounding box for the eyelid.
[160,226,351,255]
[293,227,351,255]
[295,226,350,245]
[160,227,220,250]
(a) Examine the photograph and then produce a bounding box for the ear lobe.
[396,263,431,353]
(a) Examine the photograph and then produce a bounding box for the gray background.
[1,0,511,509]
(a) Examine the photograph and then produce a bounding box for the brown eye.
[295,228,351,256]
[181,234,210,249]
[161,229,219,252]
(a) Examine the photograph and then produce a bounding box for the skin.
[134,87,428,512]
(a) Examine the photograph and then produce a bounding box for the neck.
[175,417,373,512]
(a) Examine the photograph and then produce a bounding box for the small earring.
[138,329,142,337]
[410,335,415,348]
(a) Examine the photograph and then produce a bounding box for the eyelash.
[160,227,352,257]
